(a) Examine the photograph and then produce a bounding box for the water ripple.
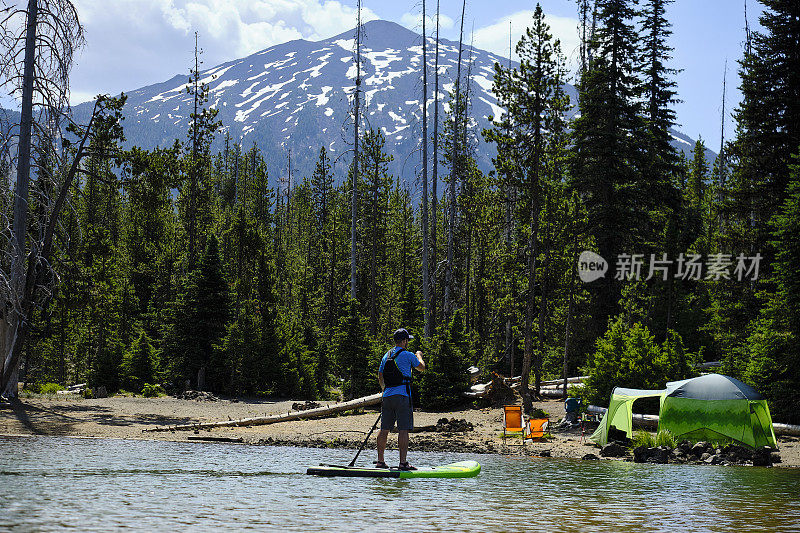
[1,436,799,532]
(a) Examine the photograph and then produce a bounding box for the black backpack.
[383,348,409,389]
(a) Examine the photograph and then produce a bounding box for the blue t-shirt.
[379,347,420,397]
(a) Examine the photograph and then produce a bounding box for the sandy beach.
[2,394,798,467]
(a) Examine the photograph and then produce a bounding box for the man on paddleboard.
[376,328,425,470]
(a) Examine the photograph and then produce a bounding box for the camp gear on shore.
[659,374,777,449]
[589,374,778,449]
[525,418,549,442]
[502,405,525,445]
[564,397,581,425]
[307,460,481,479]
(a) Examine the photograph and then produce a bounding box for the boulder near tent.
[658,374,777,449]
[590,374,778,449]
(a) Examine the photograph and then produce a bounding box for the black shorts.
[380,394,413,431]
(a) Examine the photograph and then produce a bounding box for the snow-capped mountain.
[71,19,701,187]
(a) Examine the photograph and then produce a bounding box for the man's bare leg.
[377,429,389,463]
[398,430,409,464]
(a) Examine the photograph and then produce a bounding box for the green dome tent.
[589,374,778,449]
[658,374,777,449]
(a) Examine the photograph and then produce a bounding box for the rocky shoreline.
[592,439,781,466]
[1,394,798,467]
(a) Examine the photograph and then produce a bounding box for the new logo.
[578,251,608,283]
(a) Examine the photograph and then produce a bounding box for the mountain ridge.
[71,19,705,188]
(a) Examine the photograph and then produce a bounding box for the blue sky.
[62,0,762,152]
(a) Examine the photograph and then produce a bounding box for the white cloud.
[68,0,379,104]
[472,10,580,68]
[68,90,99,106]
[399,11,455,33]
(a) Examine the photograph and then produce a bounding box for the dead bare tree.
[430,0,440,335]
[444,0,466,320]
[0,0,120,396]
[421,0,430,338]
[350,0,362,300]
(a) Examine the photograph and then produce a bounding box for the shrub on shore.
[30,382,65,395]
[630,429,677,449]
[141,383,166,397]
[631,430,655,449]
[583,318,699,406]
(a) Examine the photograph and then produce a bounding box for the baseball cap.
[393,328,413,343]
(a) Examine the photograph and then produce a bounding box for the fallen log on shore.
[587,405,800,435]
[774,423,800,436]
[539,387,580,399]
[540,376,588,387]
[463,376,586,399]
[143,392,383,433]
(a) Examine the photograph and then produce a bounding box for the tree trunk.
[477,234,486,343]
[430,0,441,335]
[535,190,551,397]
[521,205,540,414]
[330,192,337,327]
[465,206,472,332]
[188,33,200,270]
[2,99,98,395]
[350,1,362,300]
[369,162,378,335]
[421,0,430,338]
[444,0,466,320]
[562,203,579,400]
[3,0,39,396]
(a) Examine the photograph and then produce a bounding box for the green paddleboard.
[306,460,481,479]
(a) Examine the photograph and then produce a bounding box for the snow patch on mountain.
[72,19,708,189]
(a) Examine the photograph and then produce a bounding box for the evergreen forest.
[2,0,798,423]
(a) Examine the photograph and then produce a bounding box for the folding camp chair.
[564,397,582,425]
[525,418,549,442]
[502,405,526,446]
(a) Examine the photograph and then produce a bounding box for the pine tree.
[741,151,800,423]
[310,147,335,326]
[711,0,800,375]
[163,234,231,391]
[275,319,318,399]
[358,129,393,335]
[124,145,180,329]
[571,0,648,329]
[418,309,469,410]
[640,0,680,219]
[688,139,708,210]
[333,297,375,399]
[726,0,800,259]
[122,330,158,392]
[485,4,570,411]
[180,33,221,270]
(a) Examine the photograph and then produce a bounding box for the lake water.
[1,435,799,532]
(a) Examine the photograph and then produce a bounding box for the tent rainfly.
[589,388,663,446]
[589,374,778,449]
[658,374,777,449]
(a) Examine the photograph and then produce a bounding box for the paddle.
[348,411,382,467]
